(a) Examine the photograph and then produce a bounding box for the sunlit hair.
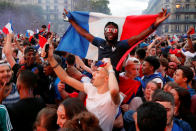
[125,57,140,67]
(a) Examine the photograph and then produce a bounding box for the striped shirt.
[2,83,20,106]
[0,105,13,131]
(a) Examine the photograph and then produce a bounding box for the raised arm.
[3,34,16,68]
[127,8,170,46]
[104,58,120,105]
[63,9,94,43]
[75,55,93,74]
[48,36,84,92]
[187,26,194,53]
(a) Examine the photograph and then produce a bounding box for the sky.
[109,0,149,16]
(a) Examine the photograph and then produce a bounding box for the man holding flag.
[60,8,170,72]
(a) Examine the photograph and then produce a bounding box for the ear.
[183,77,187,83]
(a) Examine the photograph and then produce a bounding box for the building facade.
[3,0,78,34]
[143,0,196,36]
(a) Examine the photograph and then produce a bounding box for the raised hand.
[154,8,170,27]
[187,26,195,35]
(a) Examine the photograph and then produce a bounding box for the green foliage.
[74,0,111,15]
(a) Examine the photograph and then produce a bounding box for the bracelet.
[108,69,115,74]
[52,63,59,69]
[150,23,157,30]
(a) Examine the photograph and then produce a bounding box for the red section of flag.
[190,28,195,34]
[2,27,9,34]
[116,15,158,71]
[119,76,141,104]
[39,35,47,48]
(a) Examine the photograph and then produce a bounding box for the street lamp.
[176,4,181,9]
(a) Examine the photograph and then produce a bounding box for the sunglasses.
[104,28,118,33]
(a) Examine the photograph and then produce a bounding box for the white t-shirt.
[84,83,118,131]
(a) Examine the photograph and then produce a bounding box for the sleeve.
[83,83,96,95]
[92,37,106,47]
[0,106,13,131]
[118,40,130,49]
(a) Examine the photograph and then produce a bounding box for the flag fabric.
[36,29,39,34]
[2,22,13,34]
[25,30,34,37]
[38,35,47,48]
[190,28,195,34]
[57,11,158,70]
[48,22,51,32]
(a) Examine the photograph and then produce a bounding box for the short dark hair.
[136,48,146,60]
[60,98,87,120]
[105,22,118,30]
[152,90,175,106]
[18,70,38,89]
[137,102,167,131]
[24,46,36,55]
[144,56,160,71]
[178,65,194,83]
[159,58,168,69]
[66,54,75,66]
[42,25,47,28]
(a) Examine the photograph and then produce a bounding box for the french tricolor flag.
[2,22,13,34]
[57,11,157,70]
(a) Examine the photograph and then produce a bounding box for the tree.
[74,0,111,15]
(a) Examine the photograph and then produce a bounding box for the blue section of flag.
[25,31,29,37]
[56,11,90,58]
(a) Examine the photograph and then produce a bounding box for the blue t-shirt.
[172,121,183,131]
[92,37,130,68]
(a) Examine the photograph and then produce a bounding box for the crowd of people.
[0,8,196,131]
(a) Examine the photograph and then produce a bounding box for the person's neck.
[96,84,109,94]
[20,89,34,99]
[125,72,134,80]
[161,71,166,77]
[165,121,174,131]
[145,72,154,76]
[178,82,188,89]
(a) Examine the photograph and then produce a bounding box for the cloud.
[109,0,149,16]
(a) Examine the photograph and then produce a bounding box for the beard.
[105,36,118,44]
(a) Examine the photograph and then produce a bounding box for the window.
[185,25,189,32]
[165,25,169,33]
[185,4,189,9]
[176,14,180,20]
[185,15,189,20]
[46,5,49,11]
[186,0,190,2]
[54,5,58,11]
[166,0,169,2]
[38,0,41,3]
[176,25,180,32]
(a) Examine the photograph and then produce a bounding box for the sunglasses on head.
[104,28,118,33]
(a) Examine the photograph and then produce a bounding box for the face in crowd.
[104,24,118,43]
[24,51,36,66]
[125,60,140,79]
[144,81,159,101]
[0,65,12,86]
[91,67,108,87]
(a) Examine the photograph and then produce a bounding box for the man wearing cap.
[4,34,49,102]
[0,60,20,106]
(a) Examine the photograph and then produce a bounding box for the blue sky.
[109,0,149,16]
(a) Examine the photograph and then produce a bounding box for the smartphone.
[0,47,2,60]
[44,44,49,58]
